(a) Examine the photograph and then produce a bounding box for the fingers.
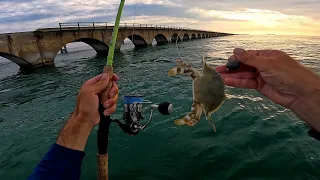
[216,55,256,73]
[233,48,269,71]
[103,95,117,108]
[248,50,284,57]
[216,63,255,74]
[233,48,259,67]
[109,82,119,98]
[91,73,120,94]
[102,95,118,116]
[84,73,119,86]
[102,83,119,109]
[112,74,119,82]
[101,82,119,116]
[256,75,265,92]
[224,78,258,89]
[100,82,118,106]
[228,56,256,72]
[103,104,117,116]
[103,96,118,116]
[83,73,104,86]
[92,73,110,93]
[221,71,258,79]
[215,65,227,73]
[221,49,283,73]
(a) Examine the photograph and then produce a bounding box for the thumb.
[233,48,268,70]
[92,73,110,93]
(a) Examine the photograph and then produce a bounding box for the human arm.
[27,73,119,180]
[216,48,320,132]
[290,87,320,133]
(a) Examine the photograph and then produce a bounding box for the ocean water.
[0,35,320,180]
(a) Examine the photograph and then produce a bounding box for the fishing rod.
[97,1,173,179]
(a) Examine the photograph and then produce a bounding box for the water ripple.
[0,35,319,179]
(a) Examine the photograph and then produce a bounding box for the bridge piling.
[0,22,234,70]
[60,45,68,54]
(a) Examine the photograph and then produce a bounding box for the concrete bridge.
[0,22,234,69]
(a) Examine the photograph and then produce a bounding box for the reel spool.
[113,95,173,136]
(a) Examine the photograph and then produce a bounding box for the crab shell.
[168,58,226,131]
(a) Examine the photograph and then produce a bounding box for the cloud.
[1,13,56,24]
[0,0,319,35]
[191,8,314,27]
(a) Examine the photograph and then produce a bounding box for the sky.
[0,0,319,36]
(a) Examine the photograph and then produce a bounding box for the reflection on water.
[0,35,320,180]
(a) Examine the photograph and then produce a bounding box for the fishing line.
[175,28,184,60]
[97,2,174,179]
[128,0,137,95]
[175,18,197,61]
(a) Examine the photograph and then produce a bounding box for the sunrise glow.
[0,0,319,36]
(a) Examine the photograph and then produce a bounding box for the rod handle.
[97,154,109,180]
[97,105,111,180]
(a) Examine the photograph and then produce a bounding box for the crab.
[168,57,226,131]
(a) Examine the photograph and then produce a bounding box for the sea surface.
[0,35,320,180]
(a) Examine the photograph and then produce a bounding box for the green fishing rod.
[97,0,125,180]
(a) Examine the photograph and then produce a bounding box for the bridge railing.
[58,22,210,33]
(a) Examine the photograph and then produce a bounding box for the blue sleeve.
[27,143,85,180]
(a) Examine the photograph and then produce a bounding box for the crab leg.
[168,60,200,79]
[174,101,202,126]
[205,114,216,132]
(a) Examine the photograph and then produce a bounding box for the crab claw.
[168,59,189,76]
[174,119,186,126]
[173,113,199,127]
[168,67,178,76]
[174,114,197,126]
[176,59,189,67]
[173,101,203,127]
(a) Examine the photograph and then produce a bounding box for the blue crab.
[168,58,226,131]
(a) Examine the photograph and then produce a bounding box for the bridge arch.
[171,33,181,43]
[72,38,109,56]
[198,34,201,39]
[0,52,32,68]
[127,34,148,48]
[154,34,168,45]
[191,34,196,39]
[202,34,205,38]
[183,34,190,41]
[52,38,109,64]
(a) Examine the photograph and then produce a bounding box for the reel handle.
[151,101,173,115]
[139,102,173,130]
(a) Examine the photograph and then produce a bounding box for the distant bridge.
[0,22,234,69]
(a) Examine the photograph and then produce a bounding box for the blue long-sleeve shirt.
[28,144,85,180]
[26,129,319,180]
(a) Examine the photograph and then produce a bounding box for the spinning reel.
[113,95,173,136]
